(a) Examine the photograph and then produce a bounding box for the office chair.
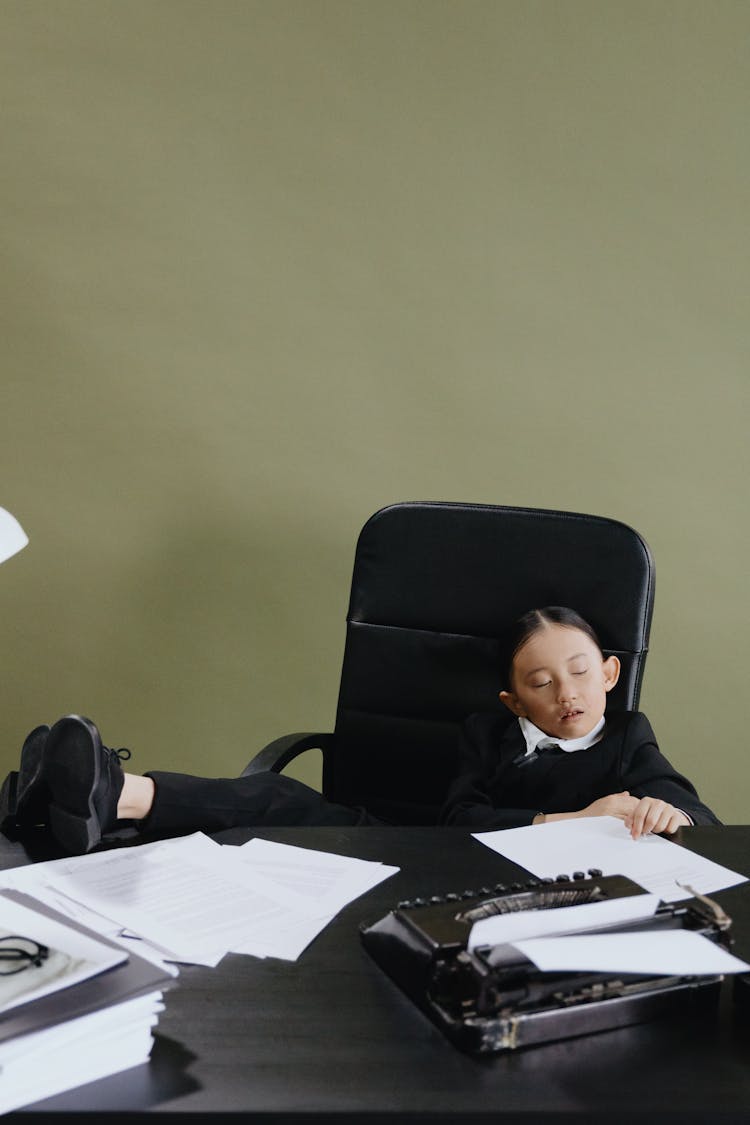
[242,502,655,824]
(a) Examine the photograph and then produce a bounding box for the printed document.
[0,832,399,966]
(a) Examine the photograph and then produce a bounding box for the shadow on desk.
[6,1033,199,1115]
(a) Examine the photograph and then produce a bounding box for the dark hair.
[500,606,603,689]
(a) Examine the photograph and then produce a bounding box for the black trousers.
[140,769,386,835]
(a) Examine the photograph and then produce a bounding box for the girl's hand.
[623,796,690,840]
[579,791,640,820]
[538,793,689,834]
[537,792,638,825]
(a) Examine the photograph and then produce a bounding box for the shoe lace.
[106,746,132,763]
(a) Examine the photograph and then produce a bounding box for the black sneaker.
[0,725,51,835]
[44,715,131,855]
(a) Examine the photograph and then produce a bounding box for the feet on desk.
[0,715,132,854]
[45,715,131,854]
[0,724,50,834]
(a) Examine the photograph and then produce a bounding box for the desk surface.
[2,824,750,1120]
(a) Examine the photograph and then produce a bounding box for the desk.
[3,825,750,1120]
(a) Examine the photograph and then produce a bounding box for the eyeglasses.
[0,935,50,975]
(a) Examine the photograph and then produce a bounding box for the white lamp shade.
[0,507,29,565]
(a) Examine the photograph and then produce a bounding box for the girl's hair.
[501,606,603,689]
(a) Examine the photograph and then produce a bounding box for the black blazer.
[440,710,720,829]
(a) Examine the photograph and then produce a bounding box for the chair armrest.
[241,732,335,776]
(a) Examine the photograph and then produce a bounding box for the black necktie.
[513,743,560,768]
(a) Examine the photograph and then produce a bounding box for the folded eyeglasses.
[0,934,50,975]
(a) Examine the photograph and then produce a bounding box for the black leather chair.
[243,502,655,825]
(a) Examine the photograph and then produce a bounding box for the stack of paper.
[0,990,164,1114]
[0,894,168,1114]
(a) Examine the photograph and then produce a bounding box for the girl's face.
[499,623,620,740]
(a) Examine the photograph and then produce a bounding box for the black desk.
[3,825,750,1121]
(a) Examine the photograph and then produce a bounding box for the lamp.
[0,507,28,565]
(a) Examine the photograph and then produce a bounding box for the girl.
[1,607,719,854]
[441,606,720,835]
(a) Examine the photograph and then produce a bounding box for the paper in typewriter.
[467,891,661,950]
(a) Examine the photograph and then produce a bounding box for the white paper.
[234,837,399,915]
[0,841,181,974]
[229,837,399,959]
[0,990,163,1114]
[473,817,748,902]
[46,833,327,964]
[240,916,337,961]
[467,892,661,951]
[513,929,750,976]
[0,831,400,966]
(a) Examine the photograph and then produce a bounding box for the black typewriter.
[360,871,732,1054]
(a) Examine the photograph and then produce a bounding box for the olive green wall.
[1,1,747,821]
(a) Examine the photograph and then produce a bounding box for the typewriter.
[360,871,732,1054]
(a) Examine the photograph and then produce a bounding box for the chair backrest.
[323,501,655,825]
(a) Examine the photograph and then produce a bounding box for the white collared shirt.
[518,715,606,757]
[517,715,692,822]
